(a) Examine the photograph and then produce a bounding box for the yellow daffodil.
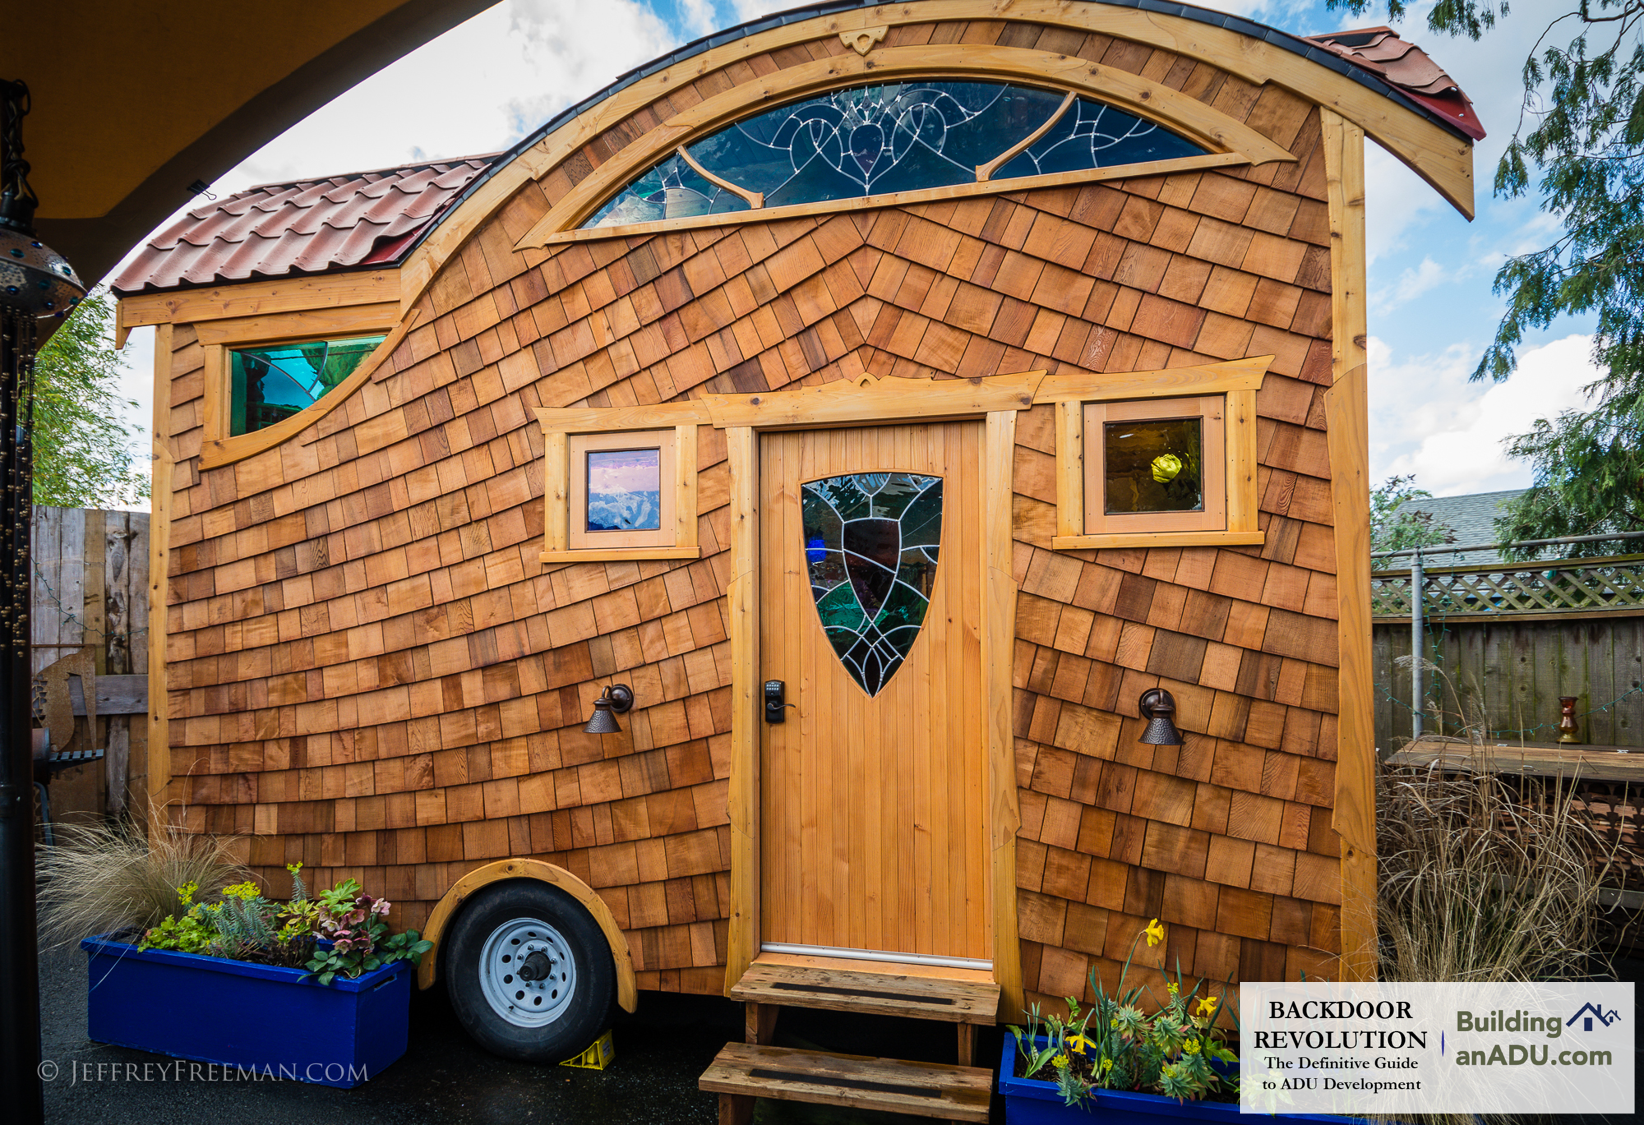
[1068,1033,1094,1055]
[1144,918,1165,947]
[1195,996,1219,1017]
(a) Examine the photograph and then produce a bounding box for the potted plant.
[81,864,431,1088]
[1001,920,1350,1124]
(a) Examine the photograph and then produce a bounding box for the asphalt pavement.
[36,923,982,1125]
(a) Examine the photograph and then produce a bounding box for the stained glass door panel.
[802,472,941,696]
[759,422,989,963]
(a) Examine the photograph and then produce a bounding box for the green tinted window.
[1103,418,1204,514]
[229,336,386,435]
[584,80,1205,229]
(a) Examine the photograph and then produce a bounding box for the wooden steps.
[700,1042,993,1124]
[730,961,1000,1024]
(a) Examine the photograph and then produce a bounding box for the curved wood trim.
[198,309,420,470]
[513,46,1295,248]
[402,0,1471,314]
[415,857,639,1012]
[674,145,764,210]
[539,153,1247,248]
[702,370,1044,430]
[976,90,1075,182]
[1033,355,1272,403]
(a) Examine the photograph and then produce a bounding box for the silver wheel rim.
[477,917,578,1028]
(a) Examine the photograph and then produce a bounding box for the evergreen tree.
[1331,0,1644,558]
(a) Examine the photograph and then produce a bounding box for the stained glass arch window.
[583,80,1207,229]
[802,472,942,696]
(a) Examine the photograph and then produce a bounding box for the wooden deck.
[1390,738,1644,783]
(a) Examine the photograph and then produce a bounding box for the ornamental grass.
[36,812,249,948]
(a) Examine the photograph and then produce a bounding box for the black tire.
[443,880,615,1062]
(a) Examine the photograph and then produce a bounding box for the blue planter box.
[1001,1035,1358,1125]
[81,932,411,1087]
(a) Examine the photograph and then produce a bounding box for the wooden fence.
[1371,555,1644,752]
[31,506,150,824]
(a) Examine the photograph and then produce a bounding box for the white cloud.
[1372,333,1599,495]
[1372,256,1449,314]
[677,0,720,37]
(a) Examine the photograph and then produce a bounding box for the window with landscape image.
[585,448,662,532]
[565,428,681,552]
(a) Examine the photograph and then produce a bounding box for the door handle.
[764,680,795,723]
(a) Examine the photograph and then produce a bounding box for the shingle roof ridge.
[239,152,500,196]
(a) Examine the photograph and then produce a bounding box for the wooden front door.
[759,422,990,965]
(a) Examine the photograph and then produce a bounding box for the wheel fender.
[418,858,637,1012]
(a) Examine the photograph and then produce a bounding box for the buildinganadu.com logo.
[1449,1000,1622,1067]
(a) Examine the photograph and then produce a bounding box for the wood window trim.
[197,304,409,470]
[535,405,706,564]
[1084,395,1227,535]
[1037,356,1268,552]
[567,429,679,551]
[512,44,1296,250]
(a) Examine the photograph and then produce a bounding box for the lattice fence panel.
[1372,554,1644,618]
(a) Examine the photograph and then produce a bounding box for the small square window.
[569,432,675,548]
[228,335,386,435]
[1085,396,1225,534]
[539,421,701,563]
[1042,358,1266,552]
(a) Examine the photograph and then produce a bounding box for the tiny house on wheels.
[114,0,1478,1110]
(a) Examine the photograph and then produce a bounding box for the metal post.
[1409,550,1424,740]
[0,79,78,1125]
[0,303,41,1124]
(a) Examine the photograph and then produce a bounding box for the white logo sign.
[1239,982,1634,1115]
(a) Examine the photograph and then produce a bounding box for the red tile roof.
[1306,27,1485,141]
[111,156,496,295]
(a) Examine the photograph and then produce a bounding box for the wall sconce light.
[583,683,634,734]
[1138,688,1184,746]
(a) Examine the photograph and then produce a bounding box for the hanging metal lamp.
[0,82,85,320]
[583,684,635,734]
[1137,688,1185,746]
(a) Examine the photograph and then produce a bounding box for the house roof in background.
[110,156,496,295]
[1305,26,1485,141]
[1391,489,1527,565]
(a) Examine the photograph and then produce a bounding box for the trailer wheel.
[444,881,615,1061]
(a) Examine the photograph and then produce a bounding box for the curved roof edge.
[406,0,1477,263]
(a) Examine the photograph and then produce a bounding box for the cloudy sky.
[106,0,1600,503]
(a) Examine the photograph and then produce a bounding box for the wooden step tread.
[700,1042,992,1123]
[731,962,999,1024]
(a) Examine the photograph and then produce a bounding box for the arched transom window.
[584,79,1207,229]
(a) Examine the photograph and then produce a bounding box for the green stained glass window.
[584,80,1206,229]
[229,335,386,435]
[802,472,941,696]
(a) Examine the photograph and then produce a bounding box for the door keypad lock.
[765,680,794,723]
